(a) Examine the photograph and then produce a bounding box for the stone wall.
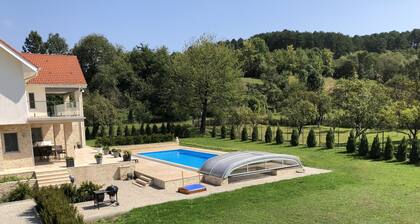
[64,122,82,157]
[0,124,35,170]
[0,179,36,198]
[68,161,134,185]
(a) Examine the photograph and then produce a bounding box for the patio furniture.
[178,184,207,194]
[54,145,66,160]
[33,146,53,161]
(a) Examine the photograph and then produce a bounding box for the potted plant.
[95,153,103,164]
[111,148,121,158]
[103,146,110,155]
[66,156,75,167]
[123,150,132,161]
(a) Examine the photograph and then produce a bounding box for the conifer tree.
[291,129,299,146]
[85,127,91,140]
[383,136,394,160]
[346,130,356,153]
[307,129,317,147]
[396,137,408,162]
[211,126,216,138]
[409,138,419,164]
[152,124,159,134]
[131,125,137,136]
[251,126,258,142]
[100,126,106,138]
[221,125,226,139]
[326,128,335,149]
[275,127,284,144]
[160,123,167,134]
[145,124,152,135]
[369,135,381,159]
[117,125,123,136]
[358,133,369,156]
[241,126,248,141]
[230,126,236,140]
[124,125,130,136]
[140,123,145,135]
[265,126,273,143]
[108,125,114,137]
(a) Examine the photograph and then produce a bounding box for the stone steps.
[36,169,71,187]
[132,174,152,188]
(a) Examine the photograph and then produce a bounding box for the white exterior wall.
[0,48,28,125]
[25,85,47,118]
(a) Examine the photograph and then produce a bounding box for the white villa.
[0,39,86,171]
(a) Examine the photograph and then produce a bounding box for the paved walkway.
[77,166,330,222]
[0,199,40,224]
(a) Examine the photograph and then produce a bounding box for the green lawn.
[97,137,420,224]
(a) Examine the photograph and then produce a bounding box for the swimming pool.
[138,149,217,169]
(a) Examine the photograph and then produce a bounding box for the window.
[4,133,19,152]
[29,93,35,109]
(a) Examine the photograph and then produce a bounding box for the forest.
[21,29,420,140]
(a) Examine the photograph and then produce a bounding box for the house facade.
[0,39,87,170]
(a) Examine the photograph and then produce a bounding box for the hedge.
[96,134,174,146]
[33,186,84,224]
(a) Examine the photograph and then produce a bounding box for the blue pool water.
[139,149,217,169]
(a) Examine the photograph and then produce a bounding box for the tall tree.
[172,36,242,134]
[22,31,45,53]
[72,34,116,84]
[332,79,390,138]
[44,33,68,54]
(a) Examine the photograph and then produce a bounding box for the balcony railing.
[28,101,81,118]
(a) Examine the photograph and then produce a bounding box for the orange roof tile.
[22,53,87,85]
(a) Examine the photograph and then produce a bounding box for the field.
[97,137,420,224]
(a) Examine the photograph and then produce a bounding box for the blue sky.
[1,0,420,52]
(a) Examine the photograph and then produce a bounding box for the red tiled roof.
[22,53,87,85]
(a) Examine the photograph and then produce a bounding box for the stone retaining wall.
[68,162,135,185]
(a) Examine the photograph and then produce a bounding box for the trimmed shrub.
[128,109,134,123]
[291,129,299,146]
[131,125,137,136]
[99,126,106,138]
[346,130,356,153]
[211,126,216,138]
[3,182,32,202]
[241,126,248,141]
[124,125,130,136]
[116,125,123,136]
[167,123,173,133]
[275,127,284,144]
[369,135,381,159]
[85,127,91,140]
[409,138,419,164]
[265,126,272,143]
[33,187,84,224]
[160,123,167,134]
[307,129,317,147]
[145,124,152,135]
[221,125,226,139]
[139,123,145,135]
[251,126,258,142]
[152,124,159,134]
[325,129,334,149]
[108,125,114,137]
[358,133,369,157]
[383,136,394,160]
[396,137,408,162]
[173,125,192,138]
[230,126,236,140]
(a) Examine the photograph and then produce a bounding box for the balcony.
[28,101,83,122]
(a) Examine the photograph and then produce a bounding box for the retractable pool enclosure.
[199,151,304,185]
